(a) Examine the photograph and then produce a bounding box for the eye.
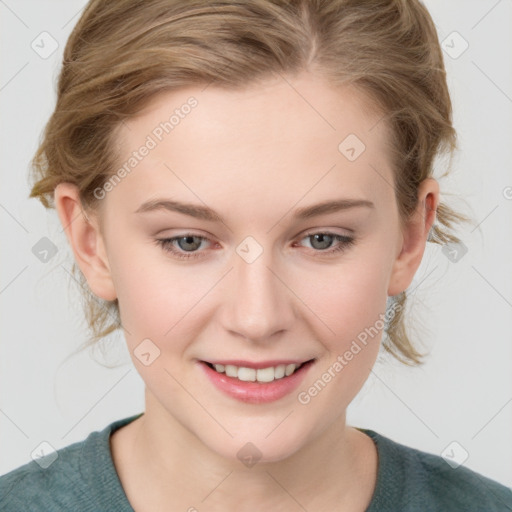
[296,231,356,255]
[156,233,211,260]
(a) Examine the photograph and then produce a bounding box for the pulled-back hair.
[30,0,470,365]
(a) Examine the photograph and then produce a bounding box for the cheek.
[293,260,387,418]
[289,247,390,403]
[292,252,390,347]
[107,238,210,346]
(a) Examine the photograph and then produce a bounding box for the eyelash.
[155,231,356,261]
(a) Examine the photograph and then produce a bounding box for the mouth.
[198,358,316,404]
[201,359,315,383]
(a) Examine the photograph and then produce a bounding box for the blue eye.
[299,231,355,254]
[156,231,355,261]
[156,234,209,260]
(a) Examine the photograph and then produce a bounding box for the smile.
[204,361,308,382]
[198,359,316,404]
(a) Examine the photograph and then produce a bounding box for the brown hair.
[30,0,470,365]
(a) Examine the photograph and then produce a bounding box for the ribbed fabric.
[0,413,142,511]
[1,414,510,511]
[360,428,512,511]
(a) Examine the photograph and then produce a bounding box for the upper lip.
[201,359,315,369]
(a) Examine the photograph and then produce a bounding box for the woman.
[1,0,510,510]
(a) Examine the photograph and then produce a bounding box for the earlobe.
[387,178,440,296]
[54,183,117,301]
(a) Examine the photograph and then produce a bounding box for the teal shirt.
[1,413,511,511]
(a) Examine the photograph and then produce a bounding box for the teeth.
[211,362,302,382]
[225,365,238,378]
[237,367,256,382]
[285,364,296,376]
[274,365,285,379]
[256,367,275,383]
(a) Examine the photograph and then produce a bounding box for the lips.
[203,359,311,369]
[198,358,315,404]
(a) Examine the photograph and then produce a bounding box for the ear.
[387,178,440,296]
[54,183,117,301]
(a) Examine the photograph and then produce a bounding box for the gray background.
[1,0,511,487]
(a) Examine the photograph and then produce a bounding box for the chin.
[198,421,314,467]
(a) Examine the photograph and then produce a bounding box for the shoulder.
[0,437,88,510]
[406,444,512,510]
[0,413,142,511]
[361,429,512,512]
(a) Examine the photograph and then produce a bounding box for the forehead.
[109,72,395,221]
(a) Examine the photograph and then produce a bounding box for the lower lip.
[199,360,315,404]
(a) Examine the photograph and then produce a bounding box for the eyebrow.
[134,197,374,223]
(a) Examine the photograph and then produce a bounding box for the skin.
[55,71,439,511]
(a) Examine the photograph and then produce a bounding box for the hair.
[30,0,471,365]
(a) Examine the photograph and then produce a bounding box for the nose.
[219,244,296,344]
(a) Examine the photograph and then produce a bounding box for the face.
[68,71,427,462]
